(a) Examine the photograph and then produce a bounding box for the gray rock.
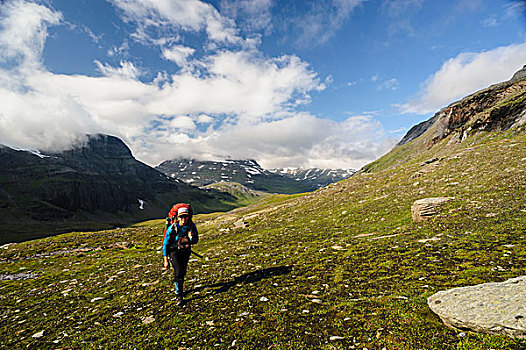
[428,276,526,339]
[411,197,453,222]
[510,65,526,82]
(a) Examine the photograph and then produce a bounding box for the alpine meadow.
[1,0,526,349]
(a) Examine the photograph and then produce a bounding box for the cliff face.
[398,68,526,148]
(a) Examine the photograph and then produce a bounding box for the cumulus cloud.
[400,42,526,114]
[161,45,195,66]
[0,0,62,67]
[109,0,244,46]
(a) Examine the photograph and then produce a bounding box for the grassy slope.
[0,129,525,349]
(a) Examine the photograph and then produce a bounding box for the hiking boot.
[175,295,184,306]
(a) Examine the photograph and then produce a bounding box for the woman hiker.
[162,205,199,306]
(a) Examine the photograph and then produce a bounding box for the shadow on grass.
[185,265,293,302]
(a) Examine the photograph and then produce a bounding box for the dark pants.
[168,248,191,296]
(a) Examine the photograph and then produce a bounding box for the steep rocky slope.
[390,68,526,169]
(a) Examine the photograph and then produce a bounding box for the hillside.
[203,181,270,206]
[0,75,525,348]
[155,158,354,193]
[0,135,239,243]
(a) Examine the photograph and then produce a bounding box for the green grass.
[0,129,525,349]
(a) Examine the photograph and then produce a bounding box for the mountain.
[155,158,354,193]
[2,71,525,349]
[268,167,356,188]
[0,134,238,242]
[365,66,526,172]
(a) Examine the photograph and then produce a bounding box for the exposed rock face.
[428,276,526,339]
[397,114,439,146]
[511,65,526,82]
[398,66,526,148]
[411,197,453,222]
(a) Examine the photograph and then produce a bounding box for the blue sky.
[1,0,525,169]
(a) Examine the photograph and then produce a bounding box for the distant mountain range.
[155,158,355,194]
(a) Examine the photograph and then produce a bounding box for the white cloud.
[505,1,526,20]
[170,116,195,130]
[482,16,499,27]
[109,0,244,46]
[161,45,195,66]
[95,60,142,79]
[197,114,213,123]
[400,42,526,114]
[378,78,399,91]
[0,0,62,67]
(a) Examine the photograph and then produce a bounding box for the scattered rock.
[233,220,249,229]
[0,272,38,281]
[411,197,454,222]
[428,276,526,339]
[259,296,269,302]
[32,330,45,338]
[329,336,344,341]
[418,236,441,243]
[142,316,155,325]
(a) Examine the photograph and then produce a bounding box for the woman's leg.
[169,249,191,296]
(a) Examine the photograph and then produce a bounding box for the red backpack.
[162,203,193,242]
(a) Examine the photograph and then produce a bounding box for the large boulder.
[428,276,526,339]
[411,197,453,222]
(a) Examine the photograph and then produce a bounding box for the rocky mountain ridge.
[0,134,238,242]
[366,65,526,172]
[155,158,354,193]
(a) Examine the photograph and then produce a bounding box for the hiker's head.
[177,207,190,225]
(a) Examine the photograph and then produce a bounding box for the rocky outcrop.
[511,65,526,82]
[428,276,526,339]
[397,114,439,146]
[411,197,453,222]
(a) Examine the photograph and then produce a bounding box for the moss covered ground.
[0,129,525,349]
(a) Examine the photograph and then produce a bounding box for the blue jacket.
[162,222,198,256]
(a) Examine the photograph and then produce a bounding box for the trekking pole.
[190,249,204,259]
